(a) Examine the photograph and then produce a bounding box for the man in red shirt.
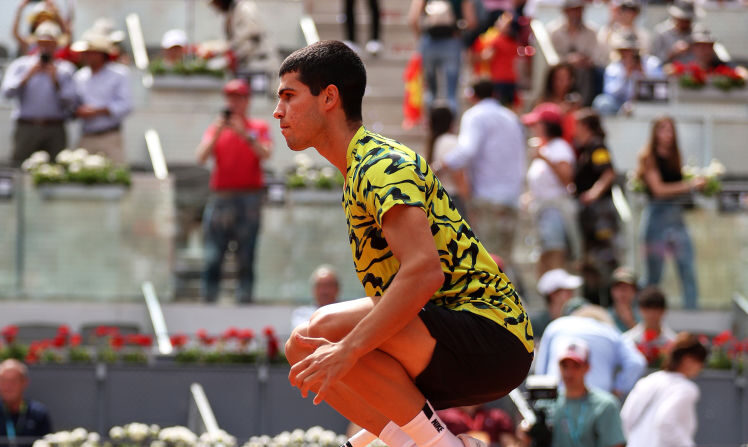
[196,79,272,303]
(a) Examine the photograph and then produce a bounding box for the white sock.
[399,402,462,447]
[379,421,416,447]
[345,430,378,447]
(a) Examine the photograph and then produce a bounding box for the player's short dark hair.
[472,79,494,100]
[638,286,667,310]
[279,40,366,123]
[663,332,708,371]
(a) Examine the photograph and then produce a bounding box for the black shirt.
[574,139,614,198]
[0,401,52,447]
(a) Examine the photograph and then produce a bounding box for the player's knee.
[285,323,310,365]
[307,307,341,340]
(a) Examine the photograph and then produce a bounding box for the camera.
[222,108,232,121]
[40,52,52,65]
[510,375,558,447]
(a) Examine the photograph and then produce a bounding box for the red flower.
[672,61,686,75]
[2,325,18,344]
[262,326,275,337]
[137,335,153,348]
[713,330,733,347]
[237,329,255,342]
[57,325,70,337]
[222,327,240,341]
[196,329,216,346]
[110,334,124,351]
[170,334,189,348]
[52,335,67,348]
[95,326,119,337]
[70,334,82,347]
[267,336,279,360]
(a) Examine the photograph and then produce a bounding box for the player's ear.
[321,84,340,111]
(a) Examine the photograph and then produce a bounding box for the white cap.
[34,20,62,42]
[559,338,590,364]
[161,29,188,49]
[537,268,583,295]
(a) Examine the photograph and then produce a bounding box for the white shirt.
[433,133,460,195]
[74,62,132,133]
[535,315,647,394]
[621,370,700,447]
[442,98,526,207]
[526,138,575,202]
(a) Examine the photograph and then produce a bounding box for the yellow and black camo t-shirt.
[343,126,534,353]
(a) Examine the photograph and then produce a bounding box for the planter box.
[150,75,226,91]
[286,189,342,205]
[37,184,128,201]
[674,84,748,104]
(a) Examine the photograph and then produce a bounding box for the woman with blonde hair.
[636,116,705,309]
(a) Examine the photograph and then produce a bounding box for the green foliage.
[149,57,225,78]
[0,344,28,361]
[121,351,148,364]
[69,347,93,364]
[174,348,202,364]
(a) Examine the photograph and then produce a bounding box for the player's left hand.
[288,334,357,405]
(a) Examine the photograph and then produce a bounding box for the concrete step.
[314,17,417,56]
[307,0,412,18]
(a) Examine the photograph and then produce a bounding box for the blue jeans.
[419,35,463,112]
[640,201,698,309]
[202,191,263,303]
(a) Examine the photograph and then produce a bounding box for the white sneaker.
[343,40,361,54]
[457,434,487,447]
[365,40,383,56]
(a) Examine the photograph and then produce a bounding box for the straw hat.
[71,31,115,54]
[32,20,63,44]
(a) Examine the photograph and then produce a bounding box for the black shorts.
[415,302,534,409]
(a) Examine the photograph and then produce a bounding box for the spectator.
[547,0,607,106]
[523,339,626,447]
[530,267,585,340]
[196,79,272,303]
[593,31,662,116]
[11,0,71,56]
[208,0,279,76]
[608,267,640,332]
[688,26,724,73]
[71,32,133,164]
[537,63,579,143]
[472,12,520,106]
[597,0,650,62]
[89,18,127,64]
[572,109,619,303]
[636,116,705,309]
[426,103,469,216]
[623,286,677,366]
[407,0,478,112]
[535,304,647,397]
[650,0,696,65]
[437,80,526,271]
[0,359,52,447]
[343,0,382,56]
[160,29,189,67]
[1,21,77,166]
[291,265,341,331]
[522,103,579,276]
[620,332,707,447]
[438,404,519,447]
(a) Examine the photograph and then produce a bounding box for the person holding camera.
[1,21,76,166]
[521,339,626,447]
[196,79,272,304]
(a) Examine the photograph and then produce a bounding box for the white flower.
[294,153,314,169]
[126,422,151,442]
[72,148,89,160]
[81,441,99,447]
[83,154,109,169]
[151,441,167,447]
[68,161,83,174]
[682,164,698,178]
[71,427,89,443]
[150,424,161,436]
[159,426,198,445]
[32,440,51,447]
[21,151,51,171]
[705,159,726,178]
[290,429,305,444]
[274,431,291,446]
[109,426,126,440]
[56,149,74,164]
[304,427,324,443]
[47,430,72,444]
[87,432,101,443]
[319,166,336,179]
[335,435,348,446]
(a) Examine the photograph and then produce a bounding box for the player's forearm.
[340,263,443,359]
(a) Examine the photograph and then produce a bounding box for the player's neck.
[315,119,363,176]
[565,384,587,399]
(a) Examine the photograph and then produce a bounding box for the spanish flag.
[402,53,423,129]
